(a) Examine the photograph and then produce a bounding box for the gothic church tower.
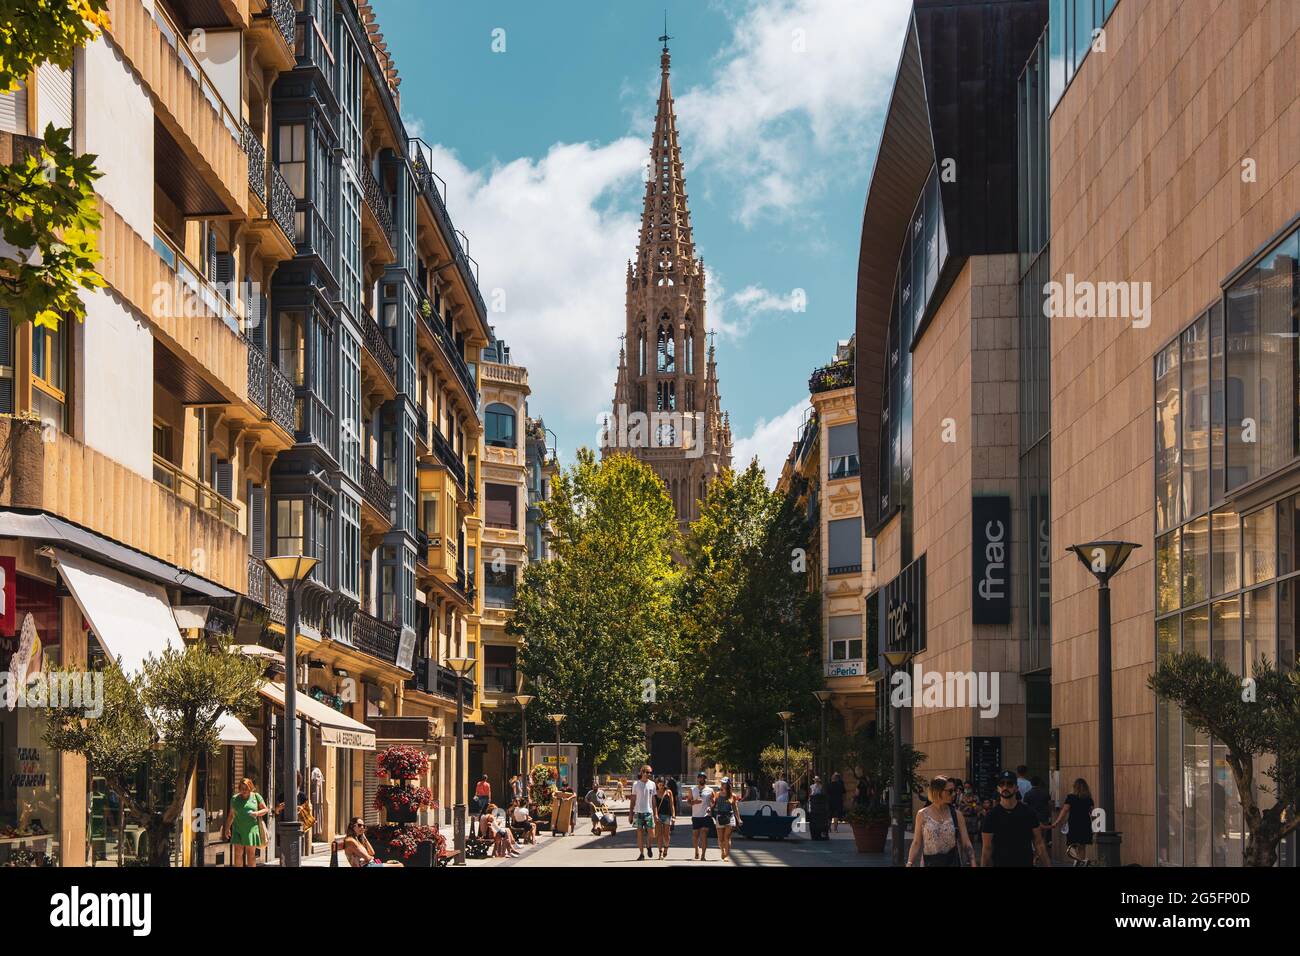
[604,38,733,529]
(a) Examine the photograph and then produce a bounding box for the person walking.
[1024,775,1054,852]
[907,776,976,867]
[222,777,271,867]
[1047,777,1095,866]
[981,770,1051,867]
[629,764,657,861]
[826,772,846,831]
[687,770,715,861]
[773,774,790,810]
[742,779,759,803]
[473,774,492,816]
[665,775,680,818]
[712,777,741,861]
[653,777,676,859]
[1015,765,1032,799]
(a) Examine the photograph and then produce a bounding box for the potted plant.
[833,725,925,855]
[845,803,891,853]
[370,745,439,865]
[528,763,555,829]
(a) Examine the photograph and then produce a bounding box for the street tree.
[1149,651,1300,866]
[44,643,264,866]
[508,449,679,789]
[0,0,109,330]
[678,460,823,777]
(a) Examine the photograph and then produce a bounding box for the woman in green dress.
[222,777,271,867]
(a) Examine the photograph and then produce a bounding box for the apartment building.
[0,0,492,865]
[778,337,876,738]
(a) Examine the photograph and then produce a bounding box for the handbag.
[255,794,270,846]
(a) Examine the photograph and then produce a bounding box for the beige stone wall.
[1048,0,1300,864]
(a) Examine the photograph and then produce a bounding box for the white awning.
[258,682,375,750]
[216,712,257,746]
[49,547,183,678]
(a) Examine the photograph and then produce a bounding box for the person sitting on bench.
[341,818,403,867]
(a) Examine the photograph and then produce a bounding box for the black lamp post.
[1067,539,1140,868]
[812,691,832,779]
[447,656,476,865]
[547,714,565,834]
[263,554,319,868]
[883,648,914,867]
[777,711,794,794]
[515,694,534,781]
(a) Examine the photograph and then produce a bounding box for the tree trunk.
[145,816,174,867]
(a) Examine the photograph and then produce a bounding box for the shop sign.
[0,557,15,636]
[319,726,376,750]
[828,661,864,678]
[972,495,1011,625]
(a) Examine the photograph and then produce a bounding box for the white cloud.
[708,269,808,341]
[422,139,646,446]
[733,397,812,486]
[676,0,912,225]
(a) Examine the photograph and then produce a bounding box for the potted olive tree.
[369,745,444,866]
[834,725,925,854]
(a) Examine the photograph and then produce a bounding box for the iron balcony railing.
[416,405,429,445]
[352,610,400,664]
[359,457,394,521]
[246,339,268,413]
[409,139,487,321]
[267,360,295,434]
[247,556,287,625]
[414,527,430,561]
[268,0,295,46]
[404,657,463,700]
[429,426,466,488]
[153,455,239,529]
[268,164,296,243]
[808,360,854,394]
[417,293,478,408]
[361,306,397,383]
[485,666,517,694]
[241,121,266,205]
[361,162,394,239]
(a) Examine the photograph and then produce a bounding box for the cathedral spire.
[636,30,697,285]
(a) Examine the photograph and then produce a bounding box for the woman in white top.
[907,776,976,867]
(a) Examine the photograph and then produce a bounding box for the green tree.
[44,643,264,866]
[507,449,679,789]
[1149,651,1300,866]
[0,1,109,330]
[678,460,823,776]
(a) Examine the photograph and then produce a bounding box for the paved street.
[487,818,891,868]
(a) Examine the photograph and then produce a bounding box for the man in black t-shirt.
[981,770,1051,867]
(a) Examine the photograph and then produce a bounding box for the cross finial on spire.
[659,10,672,53]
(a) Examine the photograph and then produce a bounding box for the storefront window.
[1,576,62,866]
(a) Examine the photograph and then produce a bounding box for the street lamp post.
[1067,540,1140,868]
[812,691,832,779]
[263,554,319,868]
[447,656,477,865]
[777,711,794,792]
[883,649,914,867]
[515,694,534,781]
[547,714,565,835]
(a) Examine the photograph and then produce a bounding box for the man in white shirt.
[1016,765,1032,799]
[774,775,790,809]
[629,764,657,860]
[687,770,715,861]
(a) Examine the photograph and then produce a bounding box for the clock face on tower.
[656,422,675,447]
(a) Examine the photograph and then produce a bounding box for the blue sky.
[372,0,912,480]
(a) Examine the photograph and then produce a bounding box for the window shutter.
[207,228,218,283]
[214,251,235,302]
[0,310,13,415]
[828,424,858,458]
[249,485,266,559]
[214,459,233,500]
[363,750,380,826]
[828,518,862,570]
[36,63,72,131]
[0,81,28,135]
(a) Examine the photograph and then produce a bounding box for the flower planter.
[372,839,435,868]
[850,820,889,853]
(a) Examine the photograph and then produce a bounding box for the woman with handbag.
[906,776,976,868]
[712,777,741,861]
[222,778,272,867]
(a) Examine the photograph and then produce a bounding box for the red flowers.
[369,823,446,860]
[376,745,429,780]
[374,784,434,814]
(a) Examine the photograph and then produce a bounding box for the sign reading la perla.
[972,495,1011,625]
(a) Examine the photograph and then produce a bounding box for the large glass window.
[827,424,859,480]
[484,563,516,609]
[484,403,516,448]
[484,482,517,529]
[829,615,863,663]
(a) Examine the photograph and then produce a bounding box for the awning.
[215,712,257,746]
[258,682,375,750]
[49,547,183,678]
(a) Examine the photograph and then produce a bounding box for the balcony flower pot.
[368,824,444,867]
